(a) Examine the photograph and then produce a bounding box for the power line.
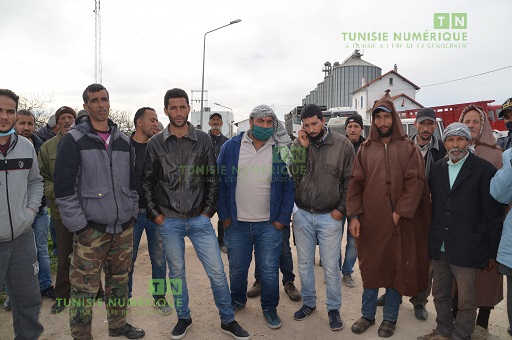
[421,65,512,88]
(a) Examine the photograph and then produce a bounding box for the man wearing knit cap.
[217,104,295,330]
[497,98,512,150]
[348,94,430,338]
[338,114,366,289]
[290,103,354,332]
[38,106,79,314]
[418,122,503,340]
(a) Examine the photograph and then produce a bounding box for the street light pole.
[200,19,241,131]
[213,102,233,112]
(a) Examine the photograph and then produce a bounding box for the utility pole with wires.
[94,0,102,84]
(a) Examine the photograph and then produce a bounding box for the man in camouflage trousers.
[54,84,144,339]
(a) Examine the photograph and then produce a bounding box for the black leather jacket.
[141,123,218,220]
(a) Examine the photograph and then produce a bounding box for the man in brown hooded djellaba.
[347,91,431,338]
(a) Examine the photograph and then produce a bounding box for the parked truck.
[403,100,505,131]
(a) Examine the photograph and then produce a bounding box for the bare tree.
[109,108,133,136]
[18,92,54,129]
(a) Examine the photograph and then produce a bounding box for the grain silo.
[304,50,381,109]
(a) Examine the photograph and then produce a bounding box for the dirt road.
[1,223,509,339]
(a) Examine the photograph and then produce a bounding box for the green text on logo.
[149,279,182,296]
[434,13,467,29]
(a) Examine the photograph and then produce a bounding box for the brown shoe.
[351,317,375,334]
[284,281,301,302]
[246,280,261,298]
[378,320,396,338]
[471,325,488,340]
[417,329,451,340]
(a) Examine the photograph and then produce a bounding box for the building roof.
[339,56,380,68]
[338,49,380,68]
[390,93,424,110]
[351,70,421,94]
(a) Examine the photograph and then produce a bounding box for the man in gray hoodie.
[54,84,144,340]
[0,88,44,339]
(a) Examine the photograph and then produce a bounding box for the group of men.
[2,83,512,340]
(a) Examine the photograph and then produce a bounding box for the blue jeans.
[128,212,167,299]
[32,208,52,291]
[293,208,343,311]
[254,226,295,285]
[341,217,357,276]
[362,288,402,322]
[158,215,234,324]
[224,221,282,312]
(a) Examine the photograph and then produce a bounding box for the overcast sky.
[1,0,510,124]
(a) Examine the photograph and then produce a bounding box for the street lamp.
[214,102,234,136]
[214,102,233,112]
[200,19,242,131]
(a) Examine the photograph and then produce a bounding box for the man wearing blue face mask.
[217,105,295,330]
[497,98,512,150]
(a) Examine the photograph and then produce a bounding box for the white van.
[401,118,444,140]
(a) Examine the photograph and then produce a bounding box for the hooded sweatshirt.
[0,133,43,242]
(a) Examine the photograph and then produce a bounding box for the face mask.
[252,125,274,140]
[0,128,15,137]
[308,128,325,143]
[506,121,512,132]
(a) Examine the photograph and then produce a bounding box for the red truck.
[403,100,505,131]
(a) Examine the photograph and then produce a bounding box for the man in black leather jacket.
[141,88,250,340]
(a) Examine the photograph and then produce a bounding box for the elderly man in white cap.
[217,105,295,330]
[418,122,503,340]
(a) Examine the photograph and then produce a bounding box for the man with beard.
[15,110,55,300]
[377,108,446,320]
[141,88,250,340]
[339,114,366,288]
[38,106,77,314]
[290,104,354,331]
[418,123,503,340]
[497,98,512,150]
[207,112,229,253]
[0,89,44,339]
[348,92,431,338]
[127,107,171,315]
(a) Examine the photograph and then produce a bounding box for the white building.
[190,110,234,137]
[350,68,423,121]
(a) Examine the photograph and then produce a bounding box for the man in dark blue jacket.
[217,105,295,330]
[14,110,54,302]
